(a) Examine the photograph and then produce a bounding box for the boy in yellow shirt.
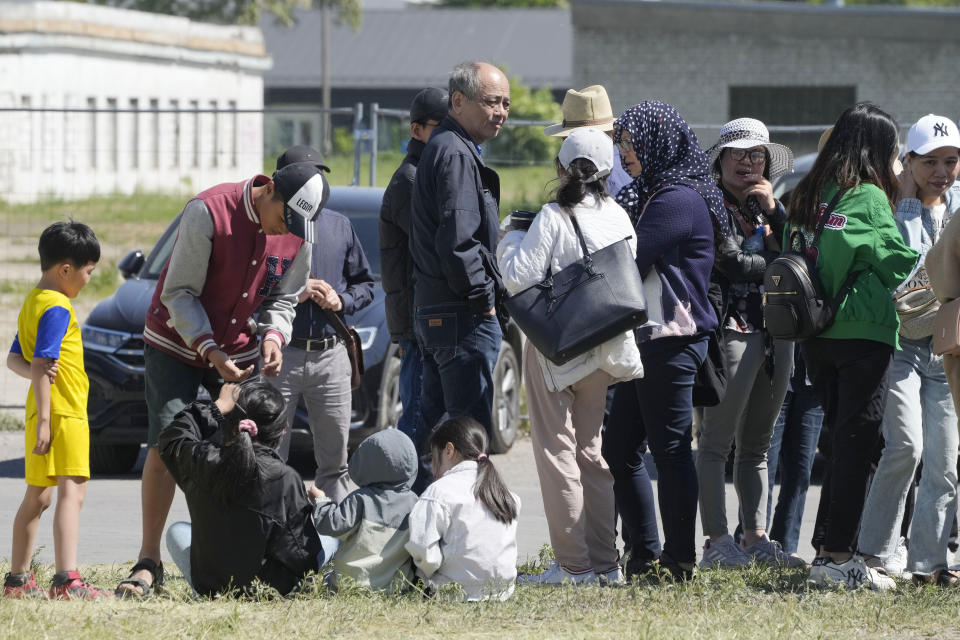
[3,221,109,599]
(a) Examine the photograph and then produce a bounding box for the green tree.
[484,74,562,166]
[87,0,361,27]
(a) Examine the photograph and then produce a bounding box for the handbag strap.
[812,187,848,248]
[568,215,592,259]
[322,308,353,344]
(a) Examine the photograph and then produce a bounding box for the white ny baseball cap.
[907,114,960,156]
[557,127,613,183]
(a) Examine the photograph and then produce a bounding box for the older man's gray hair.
[449,62,486,102]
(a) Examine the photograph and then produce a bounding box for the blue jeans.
[414,303,502,493]
[765,387,824,554]
[396,339,424,441]
[858,336,958,574]
[603,334,707,565]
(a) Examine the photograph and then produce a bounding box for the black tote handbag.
[504,214,648,366]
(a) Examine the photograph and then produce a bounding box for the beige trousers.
[523,341,619,573]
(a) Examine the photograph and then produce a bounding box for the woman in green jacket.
[786,103,919,590]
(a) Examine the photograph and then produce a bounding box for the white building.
[0,1,271,203]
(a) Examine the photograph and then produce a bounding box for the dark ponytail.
[554,157,608,210]
[211,382,287,502]
[428,416,518,524]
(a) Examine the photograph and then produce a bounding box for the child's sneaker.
[49,571,112,600]
[883,537,910,578]
[700,534,752,568]
[3,572,46,599]
[808,555,895,591]
[741,535,807,568]
[595,564,625,586]
[517,561,596,586]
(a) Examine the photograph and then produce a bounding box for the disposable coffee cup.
[510,209,537,231]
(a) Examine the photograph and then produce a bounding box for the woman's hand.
[742,175,776,213]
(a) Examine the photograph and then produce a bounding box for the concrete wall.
[0,1,272,203]
[573,0,960,150]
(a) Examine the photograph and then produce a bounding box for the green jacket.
[785,181,919,348]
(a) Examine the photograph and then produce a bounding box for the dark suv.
[82,186,523,474]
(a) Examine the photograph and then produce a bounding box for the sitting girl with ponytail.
[158,381,322,596]
[405,416,520,601]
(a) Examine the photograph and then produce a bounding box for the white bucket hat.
[706,118,794,181]
[907,114,960,156]
[558,127,614,182]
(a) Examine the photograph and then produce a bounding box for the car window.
[347,213,381,279]
[142,215,181,279]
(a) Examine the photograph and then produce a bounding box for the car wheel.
[490,340,520,453]
[378,352,404,430]
[89,443,141,475]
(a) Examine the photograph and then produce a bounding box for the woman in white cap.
[695,118,803,569]
[497,127,644,586]
[857,114,960,588]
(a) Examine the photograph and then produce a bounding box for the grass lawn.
[2,559,958,639]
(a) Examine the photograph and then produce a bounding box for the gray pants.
[271,343,352,503]
[696,331,793,536]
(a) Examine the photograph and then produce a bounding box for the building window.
[150,98,159,169]
[210,100,219,168]
[228,100,238,168]
[87,97,97,169]
[20,95,32,171]
[190,99,200,168]
[106,97,118,171]
[170,99,180,169]
[129,98,139,169]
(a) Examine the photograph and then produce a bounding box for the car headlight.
[81,325,132,353]
[354,327,377,351]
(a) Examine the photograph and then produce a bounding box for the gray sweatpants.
[696,330,792,537]
[271,343,352,503]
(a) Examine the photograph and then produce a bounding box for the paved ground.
[0,432,822,569]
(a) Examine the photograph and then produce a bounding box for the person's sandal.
[912,569,960,588]
[115,558,165,598]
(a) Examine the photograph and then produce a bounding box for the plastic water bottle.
[744,226,764,253]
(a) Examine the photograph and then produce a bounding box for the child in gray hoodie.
[311,429,418,592]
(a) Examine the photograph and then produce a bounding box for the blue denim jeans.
[396,339,424,441]
[858,336,958,574]
[603,334,707,565]
[414,303,502,492]
[765,387,824,554]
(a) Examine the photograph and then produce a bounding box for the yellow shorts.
[24,414,90,487]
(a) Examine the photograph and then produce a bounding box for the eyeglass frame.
[725,147,768,165]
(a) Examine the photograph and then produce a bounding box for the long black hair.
[211,382,286,502]
[428,416,518,524]
[554,157,608,210]
[788,102,900,230]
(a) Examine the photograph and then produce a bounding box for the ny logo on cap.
[934,122,950,137]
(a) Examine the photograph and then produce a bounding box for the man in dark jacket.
[379,87,448,445]
[410,61,509,489]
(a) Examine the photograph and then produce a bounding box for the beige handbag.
[932,297,960,356]
[894,285,940,340]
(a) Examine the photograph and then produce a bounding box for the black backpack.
[763,188,861,341]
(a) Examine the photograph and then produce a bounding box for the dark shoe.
[913,569,960,588]
[115,558,165,598]
[625,555,659,582]
[3,572,47,599]
[658,551,694,581]
[49,571,112,600]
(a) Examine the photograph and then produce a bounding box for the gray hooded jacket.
[313,429,418,592]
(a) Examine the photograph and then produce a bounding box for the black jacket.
[158,402,321,596]
[410,115,504,314]
[379,138,423,341]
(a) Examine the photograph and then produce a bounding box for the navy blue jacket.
[410,115,503,314]
[292,209,374,340]
[379,138,423,342]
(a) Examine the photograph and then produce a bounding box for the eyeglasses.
[476,94,510,110]
[727,148,767,164]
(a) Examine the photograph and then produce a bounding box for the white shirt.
[496,194,644,391]
[405,461,519,601]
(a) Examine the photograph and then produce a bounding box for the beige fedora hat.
[544,85,615,137]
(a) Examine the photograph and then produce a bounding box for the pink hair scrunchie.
[477,453,488,461]
[238,419,258,437]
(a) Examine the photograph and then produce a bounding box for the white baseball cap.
[907,114,960,156]
[274,162,330,243]
[557,127,614,183]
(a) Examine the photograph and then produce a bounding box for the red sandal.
[49,571,112,600]
[3,572,47,599]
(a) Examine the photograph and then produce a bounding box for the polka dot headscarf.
[613,101,730,238]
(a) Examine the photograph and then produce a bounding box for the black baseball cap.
[272,162,330,243]
[276,145,331,173]
[410,88,449,125]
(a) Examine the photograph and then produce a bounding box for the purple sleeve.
[33,306,71,359]
[9,333,22,355]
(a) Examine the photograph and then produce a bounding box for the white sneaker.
[808,555,895,591]
[516,562,596,586]
[700,534,752,568]
[595,564,625,586]
[883,537,910,578]
[742,535,807,568]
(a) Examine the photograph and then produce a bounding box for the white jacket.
[404,461,519,601]
[497,195,644,392]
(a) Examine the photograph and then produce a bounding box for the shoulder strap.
[569,215,591,259]
[813,187,848,247]
[322,308,352,343]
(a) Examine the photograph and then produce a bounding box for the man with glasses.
[379,88,448,448]
[409,61,510,491]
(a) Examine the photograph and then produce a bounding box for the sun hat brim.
[707,138,794,181]
[544,118,615,137]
